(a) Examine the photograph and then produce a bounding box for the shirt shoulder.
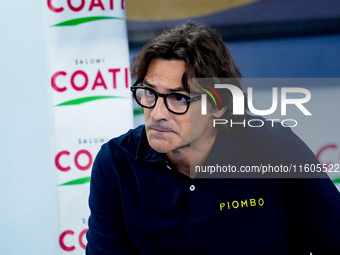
[101,124,145,159]
[90,125,145,188]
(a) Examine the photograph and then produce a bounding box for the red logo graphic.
[316,143,339,167]
[48,0,124,13]
[59,229,88,251]
[55,149,93,172]
[51,68,129,92]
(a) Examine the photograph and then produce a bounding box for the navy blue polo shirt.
[86,121,340,255]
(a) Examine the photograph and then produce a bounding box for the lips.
[147,125,174,133]
[150,127,173,133]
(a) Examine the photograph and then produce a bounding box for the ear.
[212,106,227,118]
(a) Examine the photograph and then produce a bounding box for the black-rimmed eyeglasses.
[130,86,201,114]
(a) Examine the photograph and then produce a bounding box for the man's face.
[143,58,217,154]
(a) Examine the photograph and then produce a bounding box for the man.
[86,21,340,254]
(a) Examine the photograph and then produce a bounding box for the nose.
[149,97,169,120]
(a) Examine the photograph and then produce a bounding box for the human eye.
[167,93,187,108]
[143,88,155,97]
[167,93,187,105]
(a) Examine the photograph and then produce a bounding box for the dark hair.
[131,21,246,123]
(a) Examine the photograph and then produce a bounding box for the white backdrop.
[0,2,59,255]
[0,1,132,254]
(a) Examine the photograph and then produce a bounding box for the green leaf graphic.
[332,178,340,184]
[55,96,126,106]
[59,177,91,186]
[134,108,144,116]
[52,16,124,26]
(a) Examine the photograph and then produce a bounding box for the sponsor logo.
[316,143,338,167]
[51,67,129,106]
[59,229,88,251]
[316,143,340,183]
[55,149,94,186]
[47,0,125,26]
[75,58,105,65]
[78,137,109,144]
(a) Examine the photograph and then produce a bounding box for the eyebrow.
[143,79,188,93]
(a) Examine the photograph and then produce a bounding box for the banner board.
[43,0,132,253]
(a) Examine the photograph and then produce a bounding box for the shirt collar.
[135,126,164,163]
